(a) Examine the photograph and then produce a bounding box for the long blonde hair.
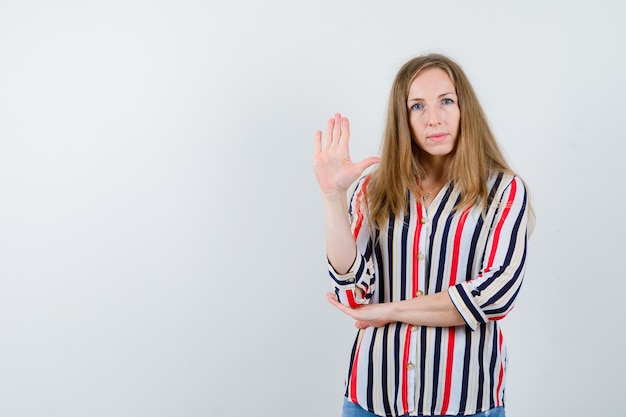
[367,53,516,229]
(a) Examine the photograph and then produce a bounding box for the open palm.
[313,113,380,194]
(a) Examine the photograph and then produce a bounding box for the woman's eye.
[442,98,454,105]
[410,103,423,111]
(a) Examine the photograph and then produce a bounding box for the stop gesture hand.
[313,113,380,195]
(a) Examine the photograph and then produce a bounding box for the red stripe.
[412,202,423,297]
[440,207,470,414]
[440,328,456,413]
[346,290,361,308]
[352,176,371,239]
[495,329,505,405]
[486,180,517,269]
[449,208,470,286]
[401,327,412,413]
[349,337,363,402]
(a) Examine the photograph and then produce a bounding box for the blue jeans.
[342,397,505,417]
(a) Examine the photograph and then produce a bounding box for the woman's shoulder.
[488,171,527,191]
[485,172,531,215]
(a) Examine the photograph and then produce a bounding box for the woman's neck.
[420,156,450,187]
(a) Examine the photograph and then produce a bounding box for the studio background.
[0,1,623,416]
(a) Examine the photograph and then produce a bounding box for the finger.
[327,295,345,313]
[338,116,350,146]
[323,117,335,148]
[313,130,322,154]
[332,113,342,142]
[326,292,353,315]
[326,291,341,305]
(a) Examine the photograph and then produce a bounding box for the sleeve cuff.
[328,253,367,286]
[448,282,488,331]
[328,253,375,307]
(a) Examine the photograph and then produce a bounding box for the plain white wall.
[0,1,624,416]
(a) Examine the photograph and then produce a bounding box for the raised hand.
[313,113,380,195]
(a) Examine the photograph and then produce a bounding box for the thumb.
[355,157,381,174]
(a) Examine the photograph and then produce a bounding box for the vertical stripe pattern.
[328,173,529,416]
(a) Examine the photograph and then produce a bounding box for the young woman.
[313,54,531,417]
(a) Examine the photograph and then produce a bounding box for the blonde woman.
[313,54,531,417]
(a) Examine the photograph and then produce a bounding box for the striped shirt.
[328,172,529,416]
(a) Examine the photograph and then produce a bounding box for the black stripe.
[465,215,483,282]
[456,284,486,325]
[374,230,384,303]
[488,323,499,408]
[416,327,427,412]
[328,272,359,286]
[426,186,452,294]
[459,326,472,413]
[487,173,503,208]
[393,324,402,416]
[386,214,395,302]
[366,328,378,412]
[400,206,411,300]
[355,256,365,277]
[435,194,460,292]
[363,232,376,299]
[381,325,392,417]
[476,323,487,409]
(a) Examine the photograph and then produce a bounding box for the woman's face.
[406,67,460,161]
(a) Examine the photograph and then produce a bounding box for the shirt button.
[420,217,427,224]
[347,278,355,283]
[411,325,418,332]
[416,290,424,297]
[406,362,415,370]
[417,252,424,260]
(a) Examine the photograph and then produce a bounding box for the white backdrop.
[0,1,624,416]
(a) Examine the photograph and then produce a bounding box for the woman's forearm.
[328,289,467,329]
[388,291,466,327]
[322,191,357,274]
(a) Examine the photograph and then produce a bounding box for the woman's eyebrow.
[407,92,457,102]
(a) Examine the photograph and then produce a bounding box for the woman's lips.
[428,133,448,143]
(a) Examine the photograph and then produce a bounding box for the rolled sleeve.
[448,282,488,331]
[449,176,529,331]
[328,253,375,307]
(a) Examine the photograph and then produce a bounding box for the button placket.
[415,206,429,300]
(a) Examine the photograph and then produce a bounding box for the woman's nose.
[427,106,442,125]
